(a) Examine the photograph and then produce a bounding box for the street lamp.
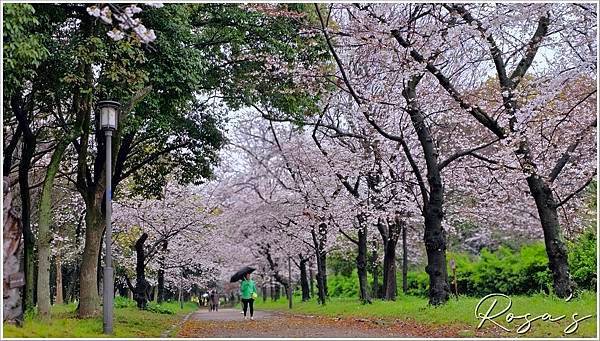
[98,100,119,334]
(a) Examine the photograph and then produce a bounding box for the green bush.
[405,270,428,297]
[146,302,176,314]
[328,251,356,277]
[328,273,359,297]
[325,235,596,298]
[465,244,552,296]
[114,296,136,308]
[569,229,597,291]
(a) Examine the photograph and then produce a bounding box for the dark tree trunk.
[133,233,149,309]
[402,224,408,294]
[262,243,289,292]
[3,125,22,175]
[378,219,399,301]
[402,77,450,306]
[315,260,326,305]
[423,198,450,305]
[16,108,36,313]
[311,226,328,305]
[322,253,328,297]
[356,226,371,304]
[382,242,397,300]
[157,241,167,304]
[299,256,310,301]
[309,261,314,298]
[157,269,165,304]
[318,223,328,298]
[527,174,574,297]
[370,241,380,299]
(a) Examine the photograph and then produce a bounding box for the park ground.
[3,291,597,338]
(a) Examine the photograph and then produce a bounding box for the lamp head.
[98,100,121,131]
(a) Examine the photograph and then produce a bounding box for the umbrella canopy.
[230,266,256,282]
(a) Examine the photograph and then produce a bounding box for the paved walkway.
[175,308,484,338]
[190,308,274,321]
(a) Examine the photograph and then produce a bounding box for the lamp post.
[98,100,120,334]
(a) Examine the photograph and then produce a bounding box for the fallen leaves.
[176,312,491,338]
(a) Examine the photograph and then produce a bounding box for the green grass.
[257,291,597,338]
[2,300,198,338]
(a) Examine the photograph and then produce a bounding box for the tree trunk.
[55,254,63,305]
[424,204,450,305]
[378,220,399,301]
[382,241,397,300]
[157,240,167,304]
[402,78,450,306]
[357,226,371,303]
[157,269,165,304]
[18,136,36,314]
[311,228,327,305]
[78,205,103,317]
[299,256,310,301]
[36,140,69,319]
[312,241,325,304]
[309,261,314,298]
[370,241,380,299]
[178,285,183,309]
[134,233,149,309]
[402,224,408,294]
[527,174,573,297]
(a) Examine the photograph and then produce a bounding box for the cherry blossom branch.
[548,117,597,182]
[338,228,359,245]
[390,29,507,139]
[555,171,596,208]
[438,138,501,170]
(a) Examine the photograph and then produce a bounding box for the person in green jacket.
[240,273,257,320]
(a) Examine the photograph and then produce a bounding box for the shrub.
[114,296,136,308]
[329,251,356,277]
[405,270,428,297]
[146,302,176,314]
[569,229,597,291]
[325,234,595,299]
[328,273,359,297]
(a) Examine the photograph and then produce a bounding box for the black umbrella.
[230,266,256,282]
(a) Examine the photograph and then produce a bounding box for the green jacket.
[240,279,257,299]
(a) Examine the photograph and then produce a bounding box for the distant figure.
[211,290,219,312]
[209,291,215,311]
[240,273,257,320]
[202,292,209,306]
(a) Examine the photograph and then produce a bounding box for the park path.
[175,308,483,338]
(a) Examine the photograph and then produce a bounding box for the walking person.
[209,290,215,311]
[211,290,219,312]
[240,273,257,320]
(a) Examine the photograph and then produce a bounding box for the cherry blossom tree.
[308,3,596,303]
[113,181,219,308]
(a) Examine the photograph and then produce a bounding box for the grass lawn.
[256,291,597,338]
[2,300,198,338]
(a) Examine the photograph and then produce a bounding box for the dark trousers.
[242,298,254,317]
